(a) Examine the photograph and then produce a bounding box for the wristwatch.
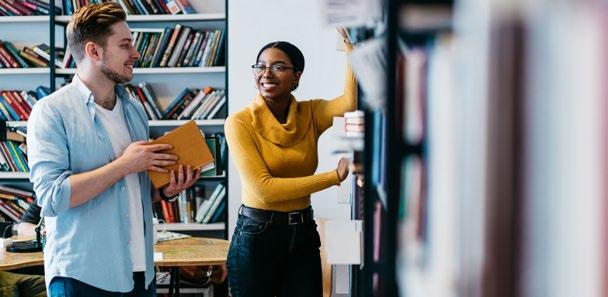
[159,189,179,202]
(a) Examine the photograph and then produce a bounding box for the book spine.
[2,41,29,68]
[159,24,181,67]
[167,26,191,67]
[0,45,15,68]
[0,91,27,120]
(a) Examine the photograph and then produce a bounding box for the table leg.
[175,267,180,296]
[169,267,176,297]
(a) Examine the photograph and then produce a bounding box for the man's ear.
[84,41,102,62]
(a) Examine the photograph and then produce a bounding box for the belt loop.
[269,212,274,224]
[238,204,244,215]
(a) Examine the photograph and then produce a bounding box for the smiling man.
[27,3,199,296]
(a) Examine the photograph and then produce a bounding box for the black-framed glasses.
[251,64,295,75]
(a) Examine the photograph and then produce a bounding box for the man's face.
[99,21,140,84]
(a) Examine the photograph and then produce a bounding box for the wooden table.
[0,237,229,296]
[155,237,229,296]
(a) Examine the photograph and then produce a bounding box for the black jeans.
[227,212,322,297]
[48,272,155,297]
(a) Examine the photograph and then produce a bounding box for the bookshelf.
[0,0,229,238]
[341,1,455,296]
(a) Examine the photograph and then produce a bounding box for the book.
[147,120,215,188]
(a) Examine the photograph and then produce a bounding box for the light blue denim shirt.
[27,75,155,292]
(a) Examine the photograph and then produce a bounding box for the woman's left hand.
[162,165,200,197]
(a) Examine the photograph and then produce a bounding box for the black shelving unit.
[359,0,453,295]
[0,0,231,241]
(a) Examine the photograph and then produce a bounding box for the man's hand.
[162,165,201,197]
[116,141,177,175]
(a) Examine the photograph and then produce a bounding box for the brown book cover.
[147,120,215,188]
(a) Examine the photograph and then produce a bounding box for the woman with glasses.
[225,28,356,297]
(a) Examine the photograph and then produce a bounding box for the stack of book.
[59,26,225,69]
[124,82,226,120]
[131,26,225,68]
[344,110,364,136]
[154,183,226,224]
[0,41,57,68]
[0,186,35,223]
[0,0,61,16]
[0,87,50,120]
[61,0,196,16]
[0,136,28,173]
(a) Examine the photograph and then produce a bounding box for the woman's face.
[253,48,301,101]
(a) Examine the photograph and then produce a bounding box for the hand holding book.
[147,120,215,189]
[161,165,200,198]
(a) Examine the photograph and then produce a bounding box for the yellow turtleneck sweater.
[225,44,357,212]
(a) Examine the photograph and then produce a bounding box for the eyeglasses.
[251,64,295,75]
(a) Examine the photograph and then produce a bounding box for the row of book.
[0,87,50,121]
[62,0,196,16]
[0,41,55,68]
[0,140,28,172]
[154,183,226,224]
[0,186,35,222]
[0,0,60,16]
[200,133,226,177]
[59,26,225,69]
[130,26,224,68]
[125,83,225,120]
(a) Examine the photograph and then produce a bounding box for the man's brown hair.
[66,2,127,62]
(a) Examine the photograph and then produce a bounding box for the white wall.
[227,0,352,237]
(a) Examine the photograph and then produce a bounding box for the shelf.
[55,13,225,23]
[199,174,226,180]
[0,16,50,23]
[0,68,50,75]
[55,67,225,75]
[149,119,225,127]
[163,222,224,231]
[6,121,27,128]
[0,172,29,180]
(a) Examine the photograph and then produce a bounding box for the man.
[27,3,199,296]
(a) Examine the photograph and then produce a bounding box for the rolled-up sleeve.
[27,101,72,217]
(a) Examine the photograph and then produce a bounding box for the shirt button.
[121,186,126,191]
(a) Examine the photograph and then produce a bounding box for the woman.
[225,29,356,297]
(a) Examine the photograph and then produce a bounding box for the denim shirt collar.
[72,74,131,122]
